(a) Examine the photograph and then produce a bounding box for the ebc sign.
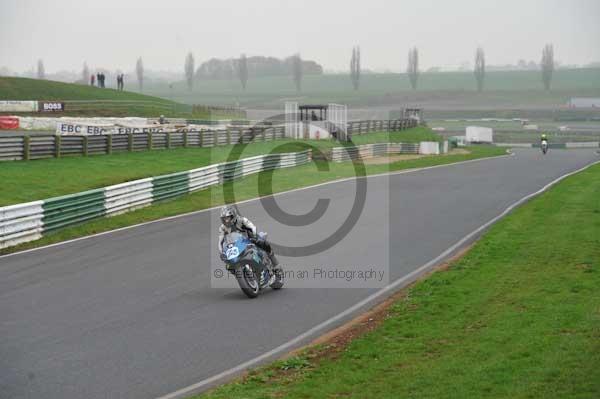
[56,122,111,136]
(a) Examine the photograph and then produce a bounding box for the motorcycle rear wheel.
[270,267,284,290]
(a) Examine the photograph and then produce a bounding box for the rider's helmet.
[541,133,547,139]
[220,205,237,228]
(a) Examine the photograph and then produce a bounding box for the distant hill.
[196,56,323,80]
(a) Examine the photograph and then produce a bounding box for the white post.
[328,103,347,141]
[285,101,299,139]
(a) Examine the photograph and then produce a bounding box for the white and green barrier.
[330,141,448,162]
[0,150,311,250]
[495,142,600,149]
[564,142,600,148]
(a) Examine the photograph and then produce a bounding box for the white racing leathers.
[217,216,256,253]
[217,217,279,267]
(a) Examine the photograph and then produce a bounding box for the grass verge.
[196,162,600,399]
[0,146,505,255]
[0,127,437,206]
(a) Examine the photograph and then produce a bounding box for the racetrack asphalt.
[1,148,598,399]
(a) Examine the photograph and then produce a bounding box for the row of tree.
[183,53,308,92]
[184,44,555,92]
[401,44,555,92]
[37,44,556,93]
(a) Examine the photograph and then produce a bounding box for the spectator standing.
[96,72,101,87]
[91,74,95,86]
[120,74,125,90]
[101,73,106,88]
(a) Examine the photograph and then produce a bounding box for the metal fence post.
[227,129,231,145]
[166,133,171,149]
[55,135,61,158]
[183,131,188,147]
[148,132,153,150]
[199,131,204,147]
[128,133,133,152]
[23,136,30,161]
[83,135,89,156]
[107,134,113,155]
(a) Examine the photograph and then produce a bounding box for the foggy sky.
[1,0,599,74]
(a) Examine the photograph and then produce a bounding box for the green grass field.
[0,127,440,206]
[0,76,175,102]
[137,68,600,109]
[0,145,505,255]
[199,162,600,399]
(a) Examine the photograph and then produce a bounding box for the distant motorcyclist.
[540,133,549,154]
[217,205,280,270]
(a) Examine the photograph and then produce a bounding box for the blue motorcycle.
[222,231,284,298]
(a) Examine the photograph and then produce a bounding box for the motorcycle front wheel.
[236,264,260,298]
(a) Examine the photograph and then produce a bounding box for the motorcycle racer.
[217,205,280,270]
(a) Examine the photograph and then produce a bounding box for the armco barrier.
[494,143,533,148]
[0,119,416,162]
[0,150,311,250]
[565,142,600,148]
[0,127,287,161]
[104,178,154,216]
[0,201,44,249]
[346,119,417,135]
[0,136,24,160]
[495,142,599,149]
[330,141,446,162]
[42,189,106,232]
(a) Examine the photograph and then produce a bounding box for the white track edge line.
[155,158,600,399]
[0,152,512,259]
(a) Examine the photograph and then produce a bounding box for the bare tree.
[184,52,195,91]
[407,47,419,90]
[474,47,485,92]
[37,59,45,79]
[236,53,248,90]
[292,53,302,92]
[541,44,554,90]
[350,45,361,90]
[136,57,144,92]
[82,62,90,84]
